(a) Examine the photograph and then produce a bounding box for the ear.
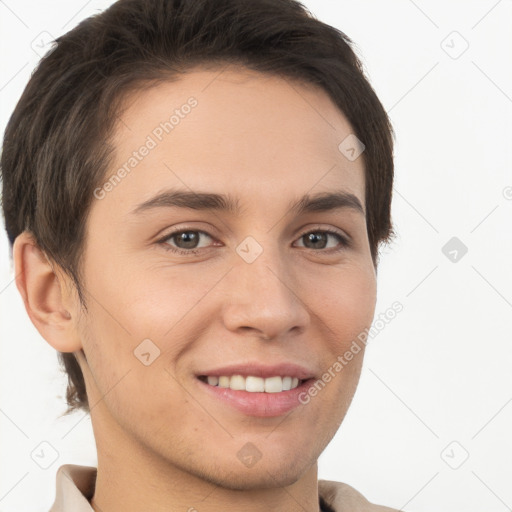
[13,231,83,353]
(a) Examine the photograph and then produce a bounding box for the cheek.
[76,262,222,410]
[77,300,195,439]
[82,249,221,346]
[106,257,229,336]
[297,262,375,413]
[302,261,377,345]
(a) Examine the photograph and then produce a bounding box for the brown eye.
[159,229,216,254]
[295,229,349,252]
[171,231,202,249]
[157,227,350,257]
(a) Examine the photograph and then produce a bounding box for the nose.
[220,243,310,340]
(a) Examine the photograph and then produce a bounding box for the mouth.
[194,362,317,417]
[197,374,305,392]
[195,373,316,417]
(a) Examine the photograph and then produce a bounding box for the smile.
[198,375,302,392]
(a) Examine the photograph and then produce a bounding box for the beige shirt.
[49,464,400,512]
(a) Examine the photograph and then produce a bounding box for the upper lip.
[196,362,316,380]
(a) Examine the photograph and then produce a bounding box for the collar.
[49,464,398,512]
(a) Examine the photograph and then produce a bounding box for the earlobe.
[12,231,83,353]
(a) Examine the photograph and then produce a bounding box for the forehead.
[97,66,365,220]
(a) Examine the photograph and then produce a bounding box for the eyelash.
[156,226,351,256]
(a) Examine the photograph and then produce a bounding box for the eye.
[156,226,350,256]
[158,229,217,255]
[294,228,350,252]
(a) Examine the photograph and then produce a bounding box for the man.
[1,0,398,510]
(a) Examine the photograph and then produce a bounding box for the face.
[74,66,377,489]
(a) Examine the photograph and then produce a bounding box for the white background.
[1,1,511,511]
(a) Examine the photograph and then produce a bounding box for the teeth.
[207,376,219,386]
[203,375,303,392]
[264,376,282,393]
[230,375,245,390]
[218,376,230,388]
[246,376,265,392]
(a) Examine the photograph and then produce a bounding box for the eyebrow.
[129,189,365,217]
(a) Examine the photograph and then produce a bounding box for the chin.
[204,447,316,491]
[205,464,306,491]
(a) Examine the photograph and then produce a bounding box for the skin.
[14,66,377,512]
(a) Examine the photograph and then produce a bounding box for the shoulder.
[318,479,401,512]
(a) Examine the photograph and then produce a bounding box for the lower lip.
[196,377,314,417]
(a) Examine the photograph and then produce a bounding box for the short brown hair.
[1,0,395,415]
